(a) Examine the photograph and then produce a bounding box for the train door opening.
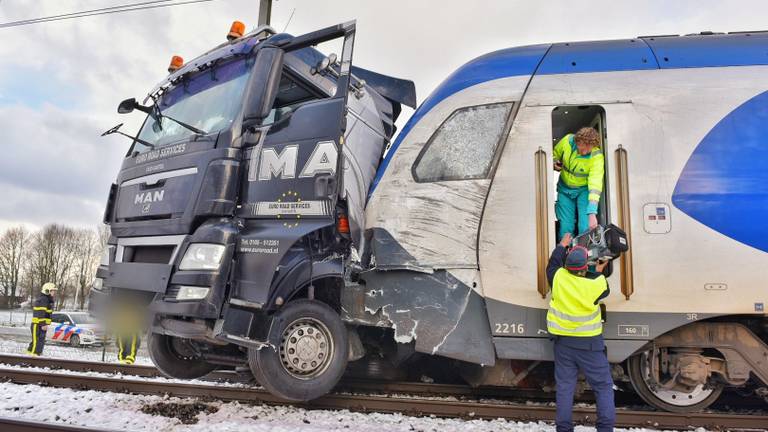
[551,105,610,242]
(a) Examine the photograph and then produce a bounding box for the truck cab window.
[551,105,609,239]
[413,102,513,182]
[263,71,326,126]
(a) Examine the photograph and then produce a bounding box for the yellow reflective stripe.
[591,150,603,156]
[118,336,124,360]
[31,324,38,352]
[547,320,602,334]
[130,336,137,359]
[589,189,601,196]
[33,307,47,311]
[31,318,51,323]
[548,307,600,323]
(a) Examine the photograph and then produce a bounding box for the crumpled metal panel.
[342,269,495,366]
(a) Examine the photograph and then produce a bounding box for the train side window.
[412,102,513,182]
[551,105,610,233]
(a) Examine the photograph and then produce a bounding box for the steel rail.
[0,354,558,400]
[1,367,767,430]
[0,416,116,432]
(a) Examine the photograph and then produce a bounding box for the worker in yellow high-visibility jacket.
[553,127,604,241]
[546,233,614,432]
[27,282,57,356]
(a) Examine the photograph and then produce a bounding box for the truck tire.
[248,299,348,401]
[628,350,723,412]
[148,333,217,379]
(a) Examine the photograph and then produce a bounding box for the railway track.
[0,416,119,432]
[1,360,767,430]
[0,354,563,401]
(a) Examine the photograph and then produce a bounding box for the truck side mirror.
[242,45,285,127]
[117,98,138,114]
[118,98,152,115]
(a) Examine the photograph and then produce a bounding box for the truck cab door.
[241,22,355,224]
[232,22,356,311]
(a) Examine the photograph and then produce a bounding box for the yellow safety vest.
[553,134,605,210]
[547,268,606,337]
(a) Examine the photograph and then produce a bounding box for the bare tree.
[0,226,29,308]
[73,226,109,310]
[25,224,79,309]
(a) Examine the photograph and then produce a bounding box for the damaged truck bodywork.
[94,21,418,401]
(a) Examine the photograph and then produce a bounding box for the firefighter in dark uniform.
[27,282,57,356]
[546,233,615,432]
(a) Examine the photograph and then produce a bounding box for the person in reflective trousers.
[553,127,604,241]
[113,303,142,365]
[547,233,615,432]
[27,282,57,356]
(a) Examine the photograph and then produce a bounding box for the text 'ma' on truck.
[93,21,768,411]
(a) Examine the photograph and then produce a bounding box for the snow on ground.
[0,331,152,365]
[0,381,690,432]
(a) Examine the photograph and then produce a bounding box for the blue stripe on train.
[673,90,768,253]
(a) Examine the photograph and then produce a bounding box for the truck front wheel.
[148,333,217,379]
[248,299,348,401]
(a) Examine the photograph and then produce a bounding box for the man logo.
[134,191,164,205]
[142,203,152,214]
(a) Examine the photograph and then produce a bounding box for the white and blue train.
[95,21,768,411]
[348,31,768,412]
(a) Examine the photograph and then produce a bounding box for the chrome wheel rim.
[279,317,333,379]
[640,351,716,406]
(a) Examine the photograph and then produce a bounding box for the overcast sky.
[1,0,767,232]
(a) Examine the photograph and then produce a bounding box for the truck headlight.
[179,243,225,270]
[176,286,210,300]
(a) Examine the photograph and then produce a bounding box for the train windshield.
[131,58,252,154]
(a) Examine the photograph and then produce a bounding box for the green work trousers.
[556,180,591,241]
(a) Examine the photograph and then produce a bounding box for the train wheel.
[69,335,81,348]
[148,333,217,379]
[628,349,723,412]
[248,299,348,402]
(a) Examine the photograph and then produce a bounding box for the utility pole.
[258,0,272,27]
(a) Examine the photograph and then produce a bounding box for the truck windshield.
[131,58,252,154]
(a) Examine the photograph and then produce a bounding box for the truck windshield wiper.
[101,123,156,150]
[150,101,208,135]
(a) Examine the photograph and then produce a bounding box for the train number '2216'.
[494,323,525,334]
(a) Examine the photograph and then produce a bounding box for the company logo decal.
[248,141,337,181]
[250,189,331,227]
[672,90,768,253]
[134,190,164,205]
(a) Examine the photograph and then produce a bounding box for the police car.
[45,312,106,347]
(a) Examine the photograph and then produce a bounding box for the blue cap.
[565,246,589,271]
